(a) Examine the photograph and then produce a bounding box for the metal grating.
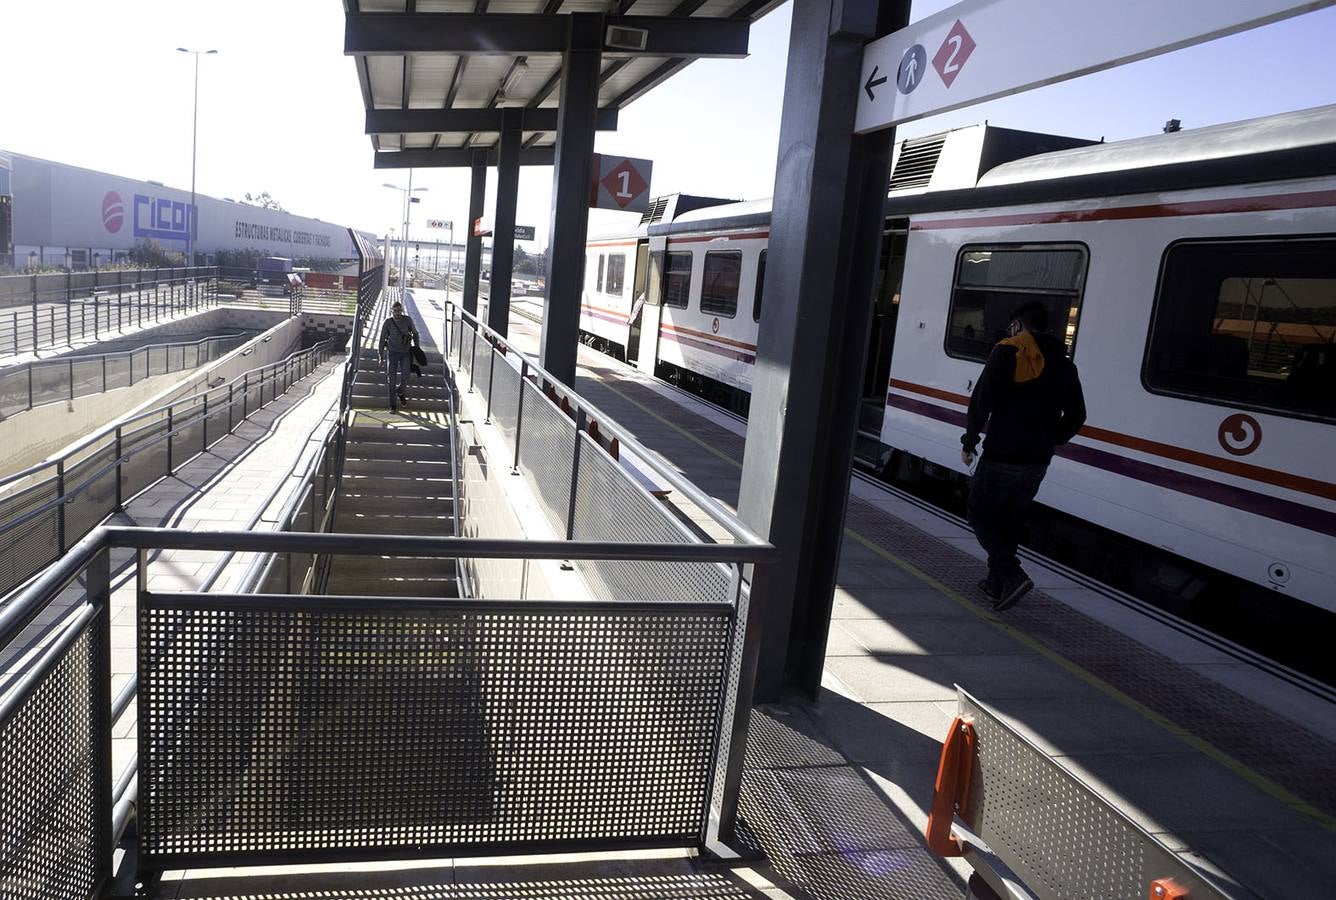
[570,432,731,605]
[473,340,495,411]
[62,444,117,544]
[138,598,731,867]
[0,478,60,598]
[516,380,575,535]
[489,353,522,442]
[0,616,103,900]
[889,134,947,191]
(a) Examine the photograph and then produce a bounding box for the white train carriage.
[577,107,1336,609]
[882,107,1336,611]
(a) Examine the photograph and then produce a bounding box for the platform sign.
[514,225,536,241]
[426,218,451,230]
[855,0,1334,134]
[590,154,653,214]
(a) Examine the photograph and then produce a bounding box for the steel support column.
[737,0,909,702]
[488,109,523,336]
[540,12,602,385]
[462,151,487,316]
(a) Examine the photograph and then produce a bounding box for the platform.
[419,287,1336,900]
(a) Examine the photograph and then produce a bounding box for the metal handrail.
[445,300,768,548]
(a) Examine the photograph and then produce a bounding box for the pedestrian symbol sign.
[897,44,926,94]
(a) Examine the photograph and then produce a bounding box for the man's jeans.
[967,458,1048,582]
[385,351,410,409]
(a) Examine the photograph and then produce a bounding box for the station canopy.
[345,0,784,168]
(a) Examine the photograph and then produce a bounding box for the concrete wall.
[144,316,307,410]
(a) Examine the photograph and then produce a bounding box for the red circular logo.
[711,317,720,334]
[102,191,124,233]
[1218,413,1262,456]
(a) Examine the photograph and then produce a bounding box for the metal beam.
[489,109,523,336]
[539,13,602,385]
[374,147,555,167]
[345,13,749,58]
[463,151,486,316]
[367,107,618,134]
[736,0,910,702]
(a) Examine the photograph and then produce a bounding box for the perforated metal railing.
[0,337,336,605]
[0,331,252,417]
[942,687,1235,900]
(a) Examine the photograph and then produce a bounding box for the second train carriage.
[575,107,1336,611]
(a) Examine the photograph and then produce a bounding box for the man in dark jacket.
[961,302,1086,611]
[377,300,419,413]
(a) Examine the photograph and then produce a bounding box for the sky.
[2,0,1335,255]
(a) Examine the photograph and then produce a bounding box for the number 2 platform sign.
[590,154,653,214]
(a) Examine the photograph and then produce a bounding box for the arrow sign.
[863,65,887,101]
[855,0,1335,134]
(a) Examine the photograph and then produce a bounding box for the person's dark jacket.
[379,314,419,356]
[962,331,1086,465]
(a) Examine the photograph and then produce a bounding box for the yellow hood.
[999,331,1045,383]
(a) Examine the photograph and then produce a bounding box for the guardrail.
[0,331,253,419]
[0,266,219,358]
[0,338,336,601]
[928,687,1235,900]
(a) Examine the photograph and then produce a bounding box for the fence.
[0,338,336,603]
[0,267,218,357]
[0,331,252,419]
[928,687,1235,900]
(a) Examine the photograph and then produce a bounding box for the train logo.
[711,317,720,334]
[1217,413,1262,456]
[101,191,124,234]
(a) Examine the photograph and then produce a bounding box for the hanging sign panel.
[855,0,1335,134]
[590,154,654,214]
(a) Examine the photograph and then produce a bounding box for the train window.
[753,250,767,322]
[596,254,605,292]
[1145,238,1336,421]
[945,244,1088,362]
[663,252,692,309]
[606,254,626,297]
[701,251,742,318]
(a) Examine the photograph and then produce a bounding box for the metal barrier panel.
[120,418,169,500]
[489,350,522,442]
[0,478,60,597]
[0,369,27,417]
[0,611,105,900]
[958,689,1231,900]
[149,346,167,377]
[516,379,575,535]
[139,595,732,868]
[72,359,102,398]
[571,432,732,605]
[63,444,118,543]
[474,340,495,410]
[104,356,131,391]
[32,363,69,407]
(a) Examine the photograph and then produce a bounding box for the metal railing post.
[512,359,527,474]
[468,325,478,392]
[102,355,107,392]
[27,365,33,411]
[242,374,249,419]
[485,341,497,423]
[114,426,124,510]
[65,272,72,345]
[564,408,586,540]
[89,546,114,886]
[166,408,174,475]
[228,383,235,432]
[30,278,38,354]
[202,395,209,451]
[55,459,66,553]
[68,358,74,403]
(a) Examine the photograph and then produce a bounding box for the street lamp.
[177,47,218,268]
[382,174,427,284]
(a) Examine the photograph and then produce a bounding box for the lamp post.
[382,175,427,286]
[177,47,218,268]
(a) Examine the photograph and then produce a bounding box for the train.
[575,105,1336,613]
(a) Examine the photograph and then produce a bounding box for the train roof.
[887,103,1336,216]
[650,198,771,236]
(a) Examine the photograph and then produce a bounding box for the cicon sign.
[932,19,976,88]
[591,154,653,213]
[102,191,124,233]
[897,44,927,94]
[1217,413,1262,456]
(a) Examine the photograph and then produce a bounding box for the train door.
[626,240,651,363]
[859,224,908,440]
[635,236,668,375]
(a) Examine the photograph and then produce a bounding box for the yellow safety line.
[588,367,1336,833]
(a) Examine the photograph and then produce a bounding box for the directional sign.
[426,218,451,230]
[514,225,536,241]
[856,0,1334,134]
[590,154,653,213]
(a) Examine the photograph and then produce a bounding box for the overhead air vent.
[889,134,947,191]
[640,196,670,226]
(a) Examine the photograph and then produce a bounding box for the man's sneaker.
[398,394,409,406]
[992,572,1033,612]
[977,576,1001,601]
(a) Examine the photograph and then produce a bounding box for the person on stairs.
[377,299,420,413]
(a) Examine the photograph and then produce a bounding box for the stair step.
[344,441,451,463]
[342,458,453,478]
[338,497,456,517]
[325,568,460,598]
[335,512,457,535]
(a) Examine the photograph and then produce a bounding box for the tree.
[243,191,286,212]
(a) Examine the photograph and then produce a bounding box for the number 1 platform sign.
[855,0,1333,134]
[590,154,653,214]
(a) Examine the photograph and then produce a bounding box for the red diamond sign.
[591,154,654,213]
[932,19,976,89]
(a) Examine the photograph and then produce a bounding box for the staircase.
[326,290,462,598]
